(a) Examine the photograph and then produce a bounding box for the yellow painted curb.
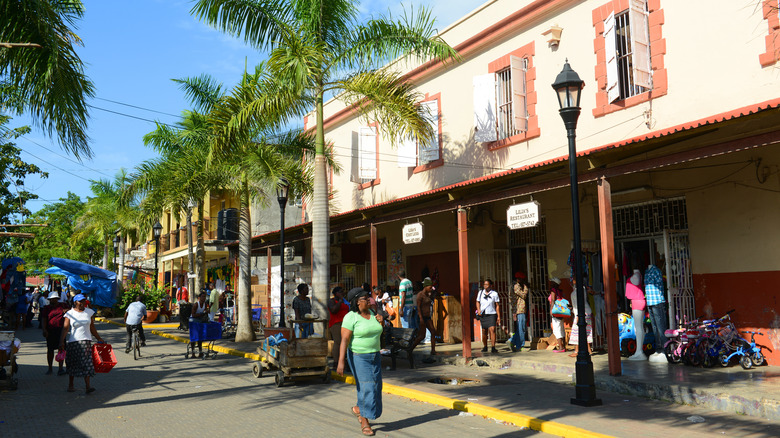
[331,370,611,438]
[96,317,263,362]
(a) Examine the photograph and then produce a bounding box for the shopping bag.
[551,299,571,318]
[55,349,66,362]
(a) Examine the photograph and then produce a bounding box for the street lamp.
[276,177,290,328]
[552,60,602,407]
[153,221,163,290]
[113,235,120,272]
[187,199,197,301]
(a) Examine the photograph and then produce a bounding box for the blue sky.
[14,0,479,214]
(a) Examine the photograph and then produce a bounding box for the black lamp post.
[113,235,120,272]
[153,221,163,290]
[276,177,290,328]
[552,60,602,407]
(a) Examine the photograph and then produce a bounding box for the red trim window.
[351,122,380,189]
[759,0,780,66]
[396,93,444,173]
[473,41,539,150]
[592,0,667,117]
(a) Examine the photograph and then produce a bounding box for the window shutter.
[473,74,497,142]
[510,55,527,133]
[629,0,652,89]
[604,12,620,103]
[397,136,417,167]
[419,100,440,163]
[350,131,360,182]
[359,126,377,181]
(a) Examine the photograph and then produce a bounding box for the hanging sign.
[402,223,424,244]
[507,201,540,229]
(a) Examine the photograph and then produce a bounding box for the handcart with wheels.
[252,323,330,387]
[0,331,19,390]
[187,320,222,359]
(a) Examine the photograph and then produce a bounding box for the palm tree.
[0,0,94,158]
[192,0,459,321]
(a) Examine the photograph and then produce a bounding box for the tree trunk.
[194,203,205,295]
[117,234,126,297]
[102,243,109,270]
[187,206,196,302]
[311,91,329,334]
[235,178,256,342]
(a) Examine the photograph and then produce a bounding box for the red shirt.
[177,287,189,302]
[42,303,69,329]
[328,300,349,328]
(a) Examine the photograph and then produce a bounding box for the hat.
[73,293,86,302]
[346,287,369,302]
[550,277,561,285]
[47,291,60,300]
[422,277,433,287]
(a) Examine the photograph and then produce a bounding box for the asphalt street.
[0,322,541,437]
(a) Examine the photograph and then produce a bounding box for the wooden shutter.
[473,74,498,142]
[604,12,620,103]
[397,136,417,167]
[510,55,528,133]
[358,126,377,181]
[350,131,359,182]
[629,0,652,89]
[418,100,440,163]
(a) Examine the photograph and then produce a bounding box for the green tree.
[192,0,459,321]
[0,0,95,158]
[0,115,48,258]
[15,192,102,271]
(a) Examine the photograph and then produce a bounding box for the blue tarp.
[46,257,117,308]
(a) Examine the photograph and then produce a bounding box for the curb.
[96,317,606,437]
[95,317,264,362]
[329,371,611,438]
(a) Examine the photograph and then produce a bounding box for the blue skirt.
[347,349,383,420]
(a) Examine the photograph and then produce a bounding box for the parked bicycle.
[720,330,765,370]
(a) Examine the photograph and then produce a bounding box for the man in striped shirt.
[397,270,418,330]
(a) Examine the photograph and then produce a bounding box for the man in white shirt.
[124,295,147,353]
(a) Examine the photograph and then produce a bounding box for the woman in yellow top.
[337,287,384,436]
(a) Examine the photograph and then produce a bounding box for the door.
[664,230,695,326]
[477,249,512,341]
[526,244,550,341]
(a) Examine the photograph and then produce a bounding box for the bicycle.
[131,324,142,360]
[721,331,765,370]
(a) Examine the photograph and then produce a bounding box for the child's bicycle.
[720,331,765,369]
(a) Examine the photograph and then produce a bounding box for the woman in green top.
[337,287,384,436]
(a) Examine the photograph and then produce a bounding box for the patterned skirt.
[569,313,594,345]
[66,340,95,378]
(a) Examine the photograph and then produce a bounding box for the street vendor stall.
[44,257,117,308]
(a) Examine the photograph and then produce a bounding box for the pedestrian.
[41,291,69,375]
[15,289,29,330]
[397,270,416,330]
[328,286,349,365]
[568,278,593,357]
[548,277,567,353]
[476,279,500,354]
[190,291,209,358]
[209,283,220,322]
[36,287,48,329]
[337,287,384,437]
[292,283,313,339]
[511,273,529,352]
[59,294,104,394]
[414,277,438,356]
[124,295,147,354]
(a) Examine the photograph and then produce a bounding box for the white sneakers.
[648,352,668,363]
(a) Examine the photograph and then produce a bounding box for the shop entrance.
[508,218,549,342]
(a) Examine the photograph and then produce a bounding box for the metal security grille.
[612,198,687,239]
[496,68,516,140]
[615,10,648,100]
[335,262,388,291]
[508,216,547,247]
[477,249,512,341]
[664,230,696,326]
[527,244,550,341]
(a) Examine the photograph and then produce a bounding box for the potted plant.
[141,285,166,324]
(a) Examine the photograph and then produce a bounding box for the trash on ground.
[458,412,474,417]
[687,415,706,423]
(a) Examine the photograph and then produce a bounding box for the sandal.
[86,387,96,394]
[568,353,577,357]
[358,416,374,436]
[352,406,360,417]
[67,387,76,392]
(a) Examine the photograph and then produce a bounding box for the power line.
[88,104,178,128]
[19,149,93,183]
[94,97,181,118]
[20,136,115,178]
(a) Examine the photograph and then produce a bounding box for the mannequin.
[625,269,647,361]
[644,264,668,363]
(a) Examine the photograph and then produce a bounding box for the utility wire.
[20,136,115,178]
[19,149,93,183]
[94,97,181,118]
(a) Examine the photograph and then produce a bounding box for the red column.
[370,224,378,287]
[458,207,472,358]
[598,177,621,376]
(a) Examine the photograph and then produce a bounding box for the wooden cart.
[0,331,19,390]
[252,325,330,387]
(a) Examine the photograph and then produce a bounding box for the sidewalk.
[97,318,780,437]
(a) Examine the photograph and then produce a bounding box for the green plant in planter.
[119,282,165,312]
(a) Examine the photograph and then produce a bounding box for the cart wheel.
[322,371,331,384]
[252,363,263,378]
[740,355,753,370]
[275,371,285,387]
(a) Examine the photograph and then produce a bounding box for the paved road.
[1,323,539,437]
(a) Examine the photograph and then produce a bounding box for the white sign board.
[402,223,424,244]
[507,201,540,229]
[130,249,146,258]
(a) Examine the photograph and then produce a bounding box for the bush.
[118,282,166,312]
